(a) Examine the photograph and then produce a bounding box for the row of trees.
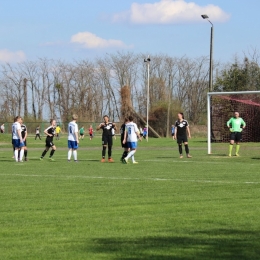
[1,51,260,135]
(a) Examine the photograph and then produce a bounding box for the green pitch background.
[0,135,260,259]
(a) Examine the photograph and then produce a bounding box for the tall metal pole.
[147,58,150,142]
[209,24,214,92]
[144,56,150,142]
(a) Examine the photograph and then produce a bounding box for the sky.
[0,0,259,64]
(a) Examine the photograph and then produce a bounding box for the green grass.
[0,135,260,259]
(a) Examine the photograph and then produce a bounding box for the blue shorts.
[13,139,25,148]
[68,140,78,149]
[127,142,137,149]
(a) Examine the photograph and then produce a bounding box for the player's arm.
[112,123,117,131]
[187,126,191,138]
[227,118,232,128]
[18,128,23,142]
[96,123,104,131]
[241,119,246,129]
[134,125,142,141]
[24,127,28,140]
[44,127,51,137]
[123,127,128,144]
[174,126,177,139]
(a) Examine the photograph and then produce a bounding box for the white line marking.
[0,173,259,185]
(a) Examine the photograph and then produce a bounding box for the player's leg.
[41,146,49,159]
[68,140,72,161]
[229,133,235,157]
[24,146,28,161]
[235,133,241,156]
[177,136,183,158]
[108,136,114,162]
[183,135,192,158]
[49,144,56,160]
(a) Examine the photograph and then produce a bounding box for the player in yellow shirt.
[55,125,61,140]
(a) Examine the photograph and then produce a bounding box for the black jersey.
[100,122,114,136]
[45,126,56,141]
[175,119,189,136]
[21,124,27,139]
[120,123,126,140]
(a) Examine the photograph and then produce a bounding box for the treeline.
[1,51,260,135]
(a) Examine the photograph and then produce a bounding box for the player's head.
[178,113,184,120]
[103,115,109,123]
[124,118,129,123]
[14,116,22,123]
[72,114,78,121]
[234,112,239,118]
[128,115,134,122]
[50,119,56,126]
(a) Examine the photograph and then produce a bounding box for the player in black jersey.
[20,119,28,161]
[120,118,130,162]
[40,119,57,161]
[174,112,192,158]
[96,115,117,162]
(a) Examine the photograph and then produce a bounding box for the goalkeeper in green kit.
[227,112,246,157]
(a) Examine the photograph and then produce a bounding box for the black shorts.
[171,133,175,136]
[177,135,188,144]
[80,133,84,136]
[230,132,242,142]
[102,135,113,146]
[89,134,93,137]
[46,138,55,147]
[121,138,128,148]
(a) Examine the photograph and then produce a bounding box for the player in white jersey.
[68,114,79,162]
[122,115,142,164]
[12,116,25,162]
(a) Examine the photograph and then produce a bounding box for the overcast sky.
[0,0,259,64]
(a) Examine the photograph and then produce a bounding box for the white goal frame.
[207,90,260,154]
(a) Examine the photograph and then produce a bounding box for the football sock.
[102,146,106,159]
[108,145,112,158]
[236,145,240,154]
[178,145,183,155]
[68,150,72,160]
[18,149,20,158]
[126,150,136,160]
[24,150,27,158]
[49,149,55,158]
[229,144,233,155]
[73,150,77,161]
[41,150,47,158]
[132,155,135,162]
[122,151,128,158]
[185,144,189,154]
[19,149,24,161]
[14,150,19,161]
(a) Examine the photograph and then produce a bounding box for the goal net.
[207,91,260,154]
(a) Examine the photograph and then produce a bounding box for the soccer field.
[1,136,260,260]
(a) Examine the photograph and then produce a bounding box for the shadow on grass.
[88,229,260,260]
[251,157,260,160]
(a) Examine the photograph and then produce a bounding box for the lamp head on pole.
[144,55,151,63]
[201,14,213,26]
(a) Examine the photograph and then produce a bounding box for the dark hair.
[128,115,134,121]
[103,115,109,119]
[124,118,129,123]
[14,116,21,122]
[179,112,184,119]
[50,119,55,124]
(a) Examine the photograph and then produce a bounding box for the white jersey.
[125,122,139,142]
[68,121,78,141]
[12,122,21,140]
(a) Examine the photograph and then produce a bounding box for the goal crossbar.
[207,90,260,154]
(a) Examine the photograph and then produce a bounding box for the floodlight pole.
[201,14,214,92]
[144,56,150,142]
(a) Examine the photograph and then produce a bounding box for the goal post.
[207,90,260,154]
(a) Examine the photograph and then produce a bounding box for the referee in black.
[97,115,117,163]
